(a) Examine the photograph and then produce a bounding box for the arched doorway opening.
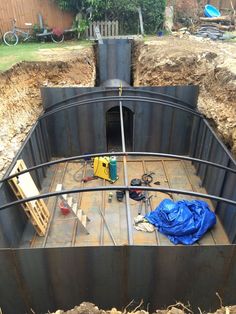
[106,106,133,151]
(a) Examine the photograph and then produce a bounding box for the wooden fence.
[0,0,234,37]
[86,21,119,38]
[0,0,74,35]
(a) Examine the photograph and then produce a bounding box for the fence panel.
[0,0,74,35]
[86,21,119,39]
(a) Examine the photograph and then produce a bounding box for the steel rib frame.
[39,96,202,121]
[0,186,236,211]
[2,152,236,185]
[45,87,195,110]
[119,99,133,245]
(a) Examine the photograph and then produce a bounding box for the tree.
[53,0,100,37]
[53,0,166,34]
[54,0,99,12]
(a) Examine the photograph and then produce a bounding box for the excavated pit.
[0,47,96,178]
[0,39,236,314]
[132,37,236,156]
[1,38,236,181]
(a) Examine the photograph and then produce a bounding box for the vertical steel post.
[119,85,133,245]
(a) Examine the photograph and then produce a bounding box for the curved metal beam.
[45,87,195,111]
[39,96,202,121]
[0,185,235,211]
[1,151,236,184]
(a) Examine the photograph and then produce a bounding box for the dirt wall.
[133,37,236,157]
[0,47,96,178]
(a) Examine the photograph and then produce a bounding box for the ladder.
[56,184,90,234]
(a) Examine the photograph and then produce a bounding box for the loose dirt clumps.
[133,36,236,156]
[0,47,95,178]
[51,302,236,314]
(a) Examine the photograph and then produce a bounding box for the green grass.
[0,40,91,72]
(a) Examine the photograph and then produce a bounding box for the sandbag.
[145,199,216,245]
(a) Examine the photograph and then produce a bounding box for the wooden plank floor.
[21,157,229,248]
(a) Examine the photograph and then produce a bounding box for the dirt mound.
[133,37,236,156]
[0,47,95,178]
[51,302,236,314]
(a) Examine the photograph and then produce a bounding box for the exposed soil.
[133,36,236,157]
[0,47,95,178]
[51,302,236,314]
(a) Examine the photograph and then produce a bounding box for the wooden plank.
[107,21,111,36]
[91,22,95,37]
[96,21,99,36]
[112,21,115,36]
[104,21,108,37]
[115,20,119,36]
[200,16,231,22]
[101,21,104,36]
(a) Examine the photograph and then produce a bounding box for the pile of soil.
[133,36,236,157]
[0,47,95,178]
[51,302,236,314]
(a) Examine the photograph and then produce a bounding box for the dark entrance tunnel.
[106,106,133,151]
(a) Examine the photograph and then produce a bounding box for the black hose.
[73,164,85,182]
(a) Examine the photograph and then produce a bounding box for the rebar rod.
[119,98,133,245]
[1,186,236,211]
[2,152,235,185]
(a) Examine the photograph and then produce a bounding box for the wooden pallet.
[8,159,50,236]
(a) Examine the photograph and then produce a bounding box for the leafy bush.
[53,0,166,35]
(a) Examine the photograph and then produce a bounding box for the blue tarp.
[145,199,216,245]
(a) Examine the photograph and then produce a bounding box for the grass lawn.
[0,40,91,72]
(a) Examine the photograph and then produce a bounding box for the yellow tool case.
[93,157,110,181]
